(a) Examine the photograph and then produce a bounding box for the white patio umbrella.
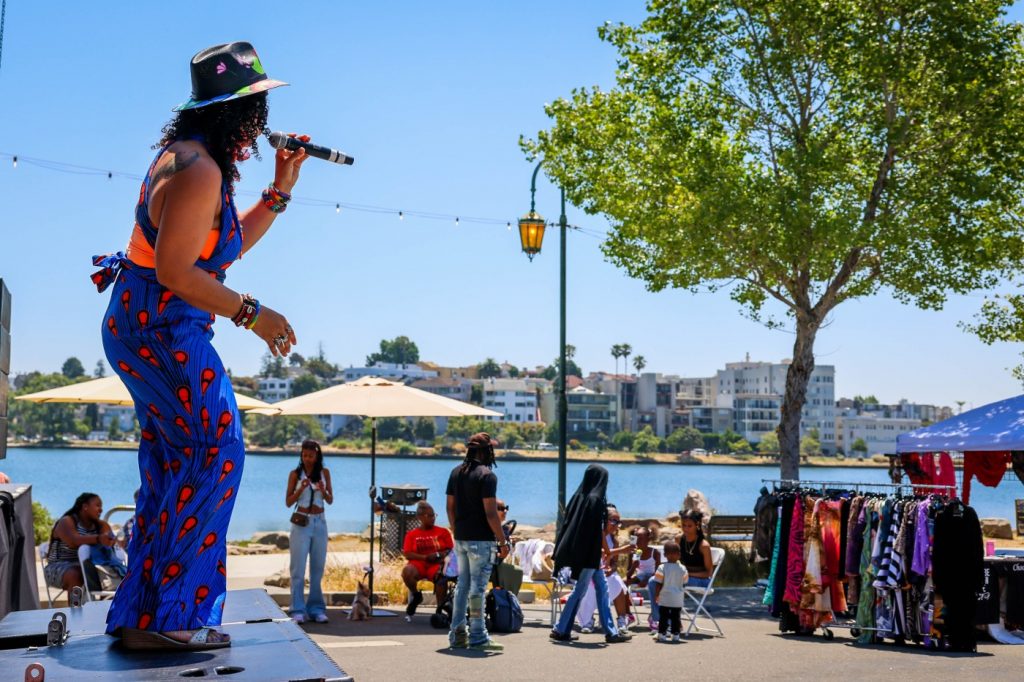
[267,376,501,611]
[16,375,273,411]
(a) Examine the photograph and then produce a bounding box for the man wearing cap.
[445,432,509,651]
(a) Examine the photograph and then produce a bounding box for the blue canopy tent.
[896,394,1024,453]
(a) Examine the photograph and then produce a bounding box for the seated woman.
[578,506,636,632]
[679,509,714,587]
[626,525,662,631]
[44,492,117,592]
[401,501,453,622]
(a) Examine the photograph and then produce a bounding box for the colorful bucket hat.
[173,41,288,112]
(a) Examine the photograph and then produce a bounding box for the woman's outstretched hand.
[252,305,297,356]
[273,133,313,194]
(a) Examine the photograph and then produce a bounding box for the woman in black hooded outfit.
[549,465,631,643]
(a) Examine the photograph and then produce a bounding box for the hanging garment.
[932,500,984,652]
[901,453,929,489]
[846,498,867,605]
[855,501,879,644]
[962,451,1011,504]
[752,489,778,562]
[799,499,831,629]
[763,505,783,608]
[92,139,246,636]
[920,453,957,498]
[1012,451,1024,487]
[783,496,806,607]
[820,499,847,614]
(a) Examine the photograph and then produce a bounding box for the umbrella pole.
[368,417,377,603]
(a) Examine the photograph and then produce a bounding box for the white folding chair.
[77,544,123,602]
[39,542,67,608]
[682,546,725,637]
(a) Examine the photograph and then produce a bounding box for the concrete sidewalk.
[35,549,369,607]
[301,588,1024,682]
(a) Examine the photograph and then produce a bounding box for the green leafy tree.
[370,417,413,441]
[477,358,502,379]
[107,415,122,441]
[93,360,107,378]
[730,438,753,454]
[32,502,54,546]
[758,431,780,454]
[61,357,85,379]
[288,352,306,367]
[611,430,635,451]
[701,433,722,452]
[469,384,483,405]
[666,426,703,452]
[507,366,520,378]
[366,335,420,366]
[519,422,546,446]
[497,425,521,448]
[260,353,287,379]
[800,434,822,457]
[305,344,337,380]
[446,416,489,441]
[541,357,583,381]
[8,373,78,440]
[526,1,1024,481]
[851,437,869,457]
[290,373,322,398]
[246,415,324,448]
[633,425,662,453]
[414,417,436,443]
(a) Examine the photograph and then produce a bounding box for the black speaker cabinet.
[380,484,428,507]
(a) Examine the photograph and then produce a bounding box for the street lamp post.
[519,161,568,529]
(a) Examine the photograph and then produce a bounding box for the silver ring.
[274,335,288,346]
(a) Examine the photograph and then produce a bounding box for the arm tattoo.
[150,150,201,185]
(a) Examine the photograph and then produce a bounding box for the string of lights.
[0,150,607,240]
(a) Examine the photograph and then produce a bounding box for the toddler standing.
[654,541,688,642]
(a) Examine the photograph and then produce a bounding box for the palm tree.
[610,344,622,378]
[633,355,646,375]
[955,400,966,415]
[620,343,632,378]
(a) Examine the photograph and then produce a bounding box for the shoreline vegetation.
[6,440,891,468]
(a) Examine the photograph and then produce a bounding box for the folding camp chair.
[39,543,66,608]
[77,544,125,602]
[682,546,725,637]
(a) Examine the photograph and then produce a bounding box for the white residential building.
[482,378,538,423]
[837,414,921,457]
[716,359,836,453]
[258,376,294,403]
[338,363,438,384]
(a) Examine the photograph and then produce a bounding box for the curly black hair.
[156,92,269,189]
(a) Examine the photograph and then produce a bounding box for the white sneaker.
[314,613,329,624]
[580,625,594,634]
[657,633,670,642]
[404,615,413,623]
[291,613,305,624]
[671,634,681,642]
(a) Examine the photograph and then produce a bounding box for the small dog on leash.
[348,580,372,621]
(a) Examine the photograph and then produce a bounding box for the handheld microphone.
[266,131,354,166]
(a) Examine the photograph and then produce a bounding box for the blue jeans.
[290,514,328,617]
[555,568,618,636]
[449,539,495,646]
[637,572,660,624]
[688,576,711,588]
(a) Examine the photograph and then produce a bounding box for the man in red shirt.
[401,501,454,622]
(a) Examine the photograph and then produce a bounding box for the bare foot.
[163,629,230,644]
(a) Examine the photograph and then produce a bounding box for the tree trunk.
[778,313,820,480]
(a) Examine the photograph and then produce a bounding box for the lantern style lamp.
[518,210,546,261]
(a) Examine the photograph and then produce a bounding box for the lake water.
[3,447,1022,540]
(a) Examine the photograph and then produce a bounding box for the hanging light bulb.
[12,156,17,169]
[336,203,341,214]
[399,211,404,220]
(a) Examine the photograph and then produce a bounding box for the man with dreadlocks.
[445,432,508,651]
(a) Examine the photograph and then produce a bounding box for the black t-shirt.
[445,460,498,541]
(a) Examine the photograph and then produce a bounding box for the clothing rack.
[760,478,955,641]
[762,479,954,495]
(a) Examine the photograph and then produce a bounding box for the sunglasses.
[497,505,509,512]
[609,519,622,525]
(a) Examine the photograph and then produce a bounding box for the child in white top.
[654,542,688,642]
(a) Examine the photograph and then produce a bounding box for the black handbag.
[290,503,308,527]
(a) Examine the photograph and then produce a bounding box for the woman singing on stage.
[91,42,309,650]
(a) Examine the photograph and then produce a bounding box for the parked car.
[535,442,558,451]
[690,448,708,456]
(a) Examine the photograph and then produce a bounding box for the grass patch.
[322,558,407,606]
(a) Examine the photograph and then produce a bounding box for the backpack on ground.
[485,587,523,633]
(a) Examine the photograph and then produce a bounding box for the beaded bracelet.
[232,294,261,329]
[261,183,291,213]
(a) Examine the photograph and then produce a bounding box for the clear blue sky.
[1,1,1023,410]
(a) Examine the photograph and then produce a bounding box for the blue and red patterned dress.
[91,140,245,635]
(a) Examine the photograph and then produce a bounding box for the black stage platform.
[0,589,352,681]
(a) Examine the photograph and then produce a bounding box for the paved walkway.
[299,589,1024,681]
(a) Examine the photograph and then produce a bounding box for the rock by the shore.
[981,518,1014,539]
[264,569,294,588]
[252,531,290,550]
[227,543,278,556]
